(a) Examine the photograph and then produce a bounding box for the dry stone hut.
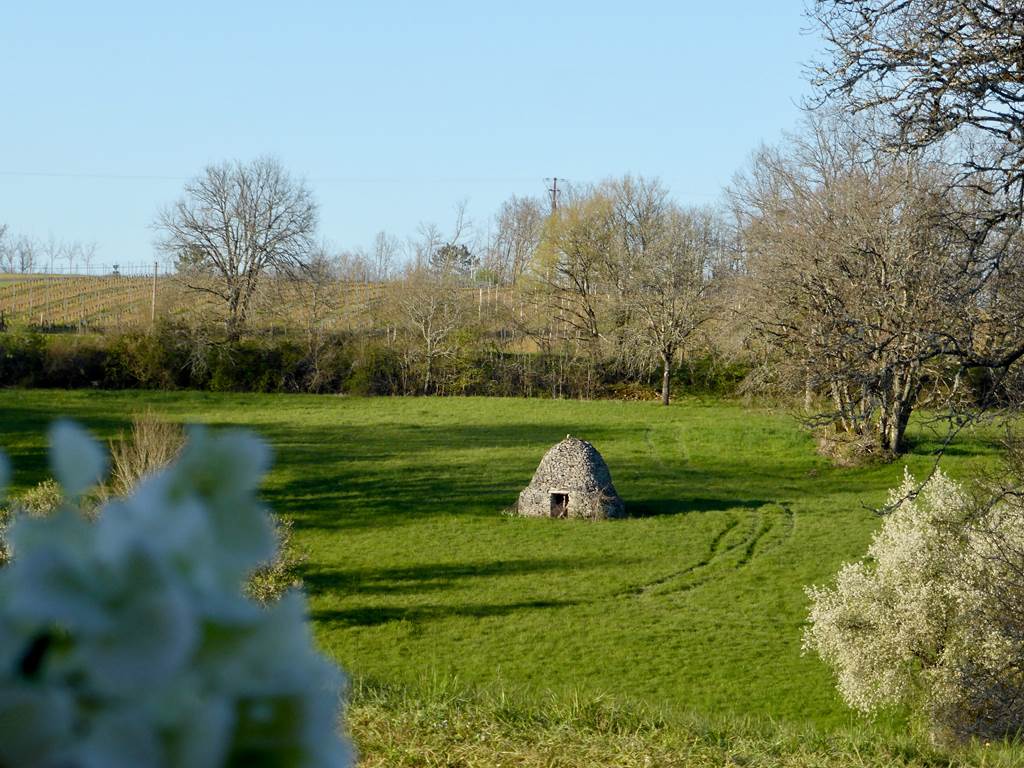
[517,435,625,519]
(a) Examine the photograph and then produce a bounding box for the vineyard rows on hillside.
[0,273,517,332]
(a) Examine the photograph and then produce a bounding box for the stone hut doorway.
[550,492,568,518]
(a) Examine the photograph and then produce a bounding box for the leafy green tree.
[431,242,476,277]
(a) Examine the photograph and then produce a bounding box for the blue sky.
[0,2,821,269]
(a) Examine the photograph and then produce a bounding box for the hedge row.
[0,325,750,398]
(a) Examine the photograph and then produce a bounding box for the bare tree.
[155,157,318,338]
[0,224,8,273]
[810,1,1024,194]
[0,229,96,275]
[61,241,79,274]
[291,248,342,391]
[395,266,466,394]
[524,189,620,397]
[409,222,444,271]
[732,117,1024,455]
[335,247,372,282]
[533,190,617,349]
[41,235,64,274]
[10,235,36,273]
[610,178,720,405]
[80,242,98,274]
[371,231,399,281]
[486,195,545,285]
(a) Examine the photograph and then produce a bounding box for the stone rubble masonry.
[516,435,625,520]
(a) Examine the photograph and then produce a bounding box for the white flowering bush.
[804,468,1024,741]
[0,421,353,767]
[9,478,64,518]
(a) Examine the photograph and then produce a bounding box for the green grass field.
[0,390,1014,765]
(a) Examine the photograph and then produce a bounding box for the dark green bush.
[672,356,751,396]
[0,328,45,386]
[42,336,114,388]
[344,342,403,396]
[106,328,185,389]
[0,325,756,400]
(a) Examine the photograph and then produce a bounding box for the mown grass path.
[0,391,1003,732]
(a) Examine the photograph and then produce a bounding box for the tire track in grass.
[745,503,794,562]
[625,504,795,599]
[645,510,762,596]
[617,514,740,597]
[632,423,796,598]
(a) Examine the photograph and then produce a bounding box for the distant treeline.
[0,324,749,399]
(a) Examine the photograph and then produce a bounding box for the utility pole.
[546,177,562,215]
[151,261,158,327]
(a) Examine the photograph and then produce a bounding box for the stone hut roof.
[518,435,625,519]
[527,435,618,493]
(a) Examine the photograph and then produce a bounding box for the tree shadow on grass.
[265,475,522,532]
[255,420,602,457]
[0,403,135,486]
[916,438,1005,458]
[303,556,627,597]
[627,497,771,518]
[0,400,131,435]
[311,599,580,628]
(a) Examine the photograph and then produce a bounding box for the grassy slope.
[0,390,1010,761]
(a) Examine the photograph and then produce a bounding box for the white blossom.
[804,468,1024,739]
[48,420,107,498]
[0,423,353,767]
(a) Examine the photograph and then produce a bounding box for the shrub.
[814,427,890,467]
[11,478,63,517]
[0,328,45,386]
[0,481,60,573]
[1,480,65,567]
[804,468,1024,742]
[0,421,352,766]
[246,514,309,604]
[106,412,305,602]
[344,342,403,396]
[107,411,186,497]
[0,507,8,570]
[106,328,182,389]
[672,355,750,397]
[0,415,181,563]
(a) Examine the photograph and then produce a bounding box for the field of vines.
[0,272,158,330]
[0,271,518,333]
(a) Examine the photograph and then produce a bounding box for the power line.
[0,170,185,181]
[0,169,726,201]
[0,170,545,185]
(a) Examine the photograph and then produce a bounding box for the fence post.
[151,261,158,327]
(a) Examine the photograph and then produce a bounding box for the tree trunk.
[877,397,913,454]
[225,315,242,342]
[661,352,671,406]
[878,370,920,454]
